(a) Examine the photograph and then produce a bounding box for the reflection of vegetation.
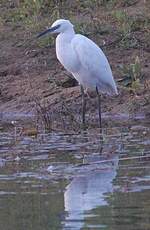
[0,180,66,230]
[84,186,150,229]
[84,129,150,229]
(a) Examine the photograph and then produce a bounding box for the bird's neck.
[57,28,75,43]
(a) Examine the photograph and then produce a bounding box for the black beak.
[37,24,60,38]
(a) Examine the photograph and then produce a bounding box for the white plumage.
[37,19,118,128]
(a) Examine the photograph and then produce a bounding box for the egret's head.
[37,19,74,38]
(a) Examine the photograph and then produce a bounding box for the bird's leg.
[80,85,86,129]
[96,86,102,129]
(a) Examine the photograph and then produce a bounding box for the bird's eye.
[55,24,61,29]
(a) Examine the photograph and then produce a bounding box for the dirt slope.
[0,0,149,129]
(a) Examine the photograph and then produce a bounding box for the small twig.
[76,154,150,167]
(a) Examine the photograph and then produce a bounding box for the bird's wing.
[71,34,117,94]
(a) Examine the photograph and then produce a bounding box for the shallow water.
[0,117,150,230]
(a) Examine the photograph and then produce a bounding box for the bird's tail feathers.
[98,82,118,96]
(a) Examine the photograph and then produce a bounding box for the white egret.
[37,19,118,128]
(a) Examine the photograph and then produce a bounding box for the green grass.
[118,56,142,93]
[0,0,149,50]
[112,10,133,36]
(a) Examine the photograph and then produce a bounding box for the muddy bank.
[0,0,150,130]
